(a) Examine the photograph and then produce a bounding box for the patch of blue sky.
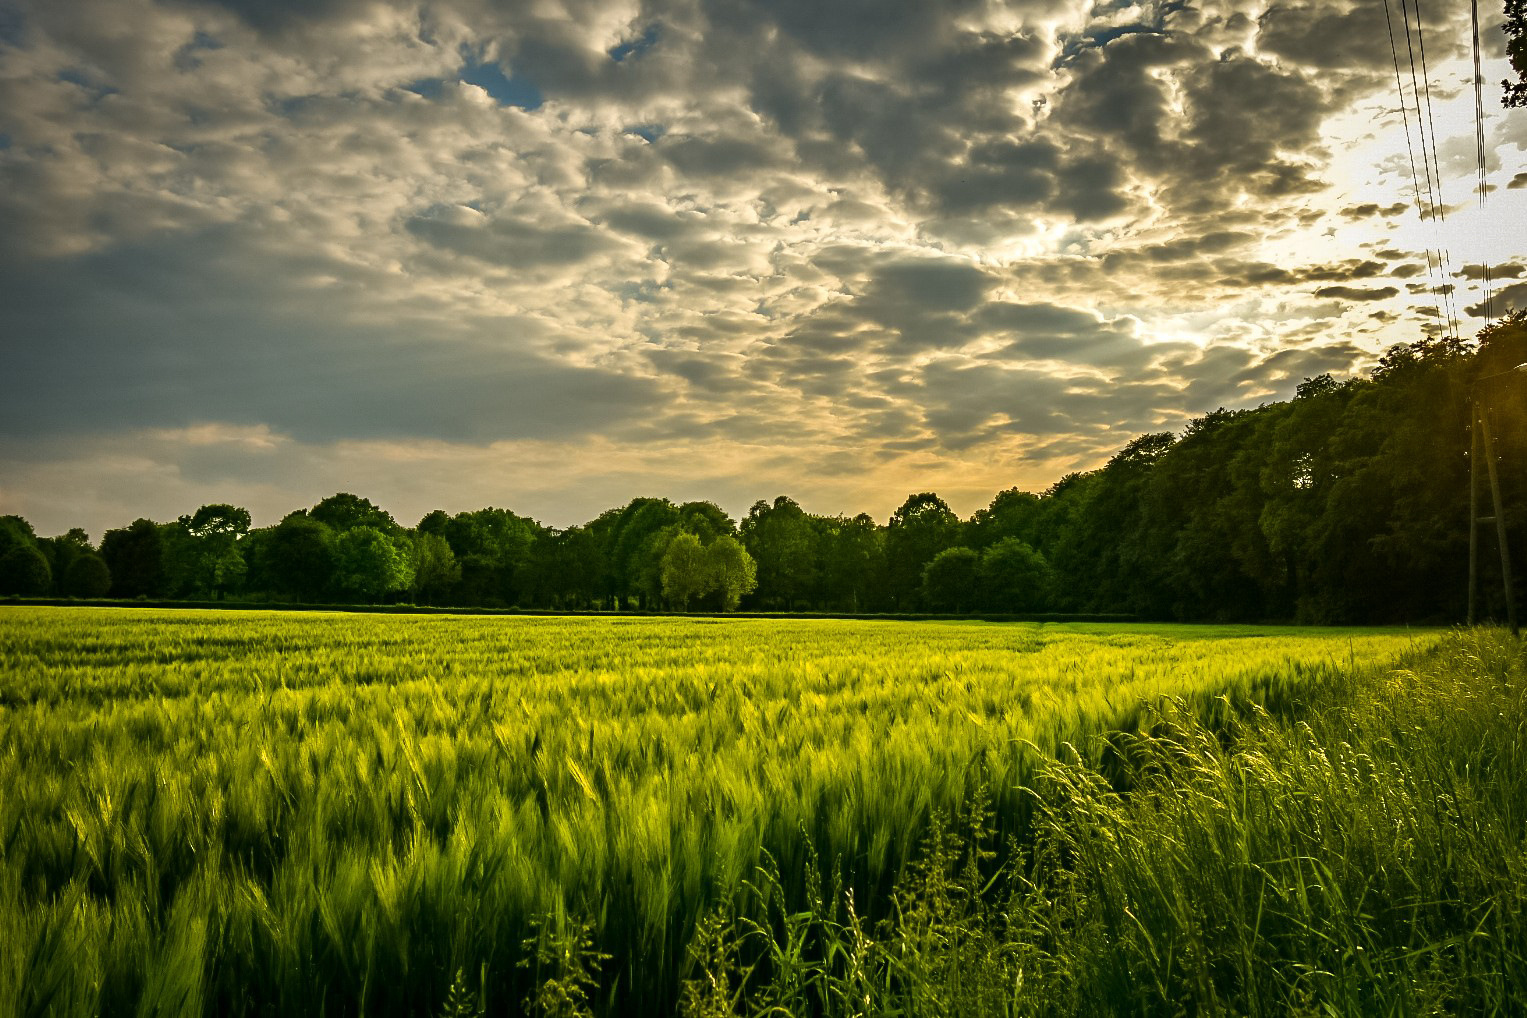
[0,6,23,47]
[608,25,659,63]
[0,133,10,151]
[57,68,118,100]
[404,60,543,110]
[175,30,223,71]
[625,124,665,143]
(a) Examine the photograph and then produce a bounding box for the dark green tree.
[310,493,399,533]
[886,493,961,609]
[255,514,337,602]
[63,554,112,598]
[921,546,980,613]
[101,519,167,598]
[740,497,818,609]
[979,538,1053,613]
[177,504,251,599]
[331,526,413,603]
[0,544,51,596]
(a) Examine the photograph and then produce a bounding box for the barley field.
[0,608,1443,1015]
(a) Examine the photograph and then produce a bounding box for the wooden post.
[1480,407,1519,636]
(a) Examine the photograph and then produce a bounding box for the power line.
[1409,0,1462,341]
[1472,0,1494,324]
[1383,0,1454,340]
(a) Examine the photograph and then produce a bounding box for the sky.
[2,0,1525,539]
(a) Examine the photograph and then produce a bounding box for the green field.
[0,608,1499,1015]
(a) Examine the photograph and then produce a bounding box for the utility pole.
[1468,364,1526,636]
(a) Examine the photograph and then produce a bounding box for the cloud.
[1467,282,1527,318]
[1313,285,1401,301]
[1,0,1523,536]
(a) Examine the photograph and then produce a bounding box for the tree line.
[3,315,1524,624]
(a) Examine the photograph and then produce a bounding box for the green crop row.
[0,608,1437,1016]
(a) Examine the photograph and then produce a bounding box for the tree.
[101,519,167,598]
[886,493,961,609]
[979,538,1052,613]
[705,535,758,611]
[177,504,251,599]
[660,532,710,609]
[921,547,980,613]
[608,499,682,608]
[63,554,112,598]
[970,489,1043,549]
[740,496,818,608]
[1506,0,1527,107]
[310,493,398,533]
[410,532,460,604]
[256,514,336,602]
[439,507,542,606]
[0,544,51,596]
[0,517,51,596]
[332,526,413,603]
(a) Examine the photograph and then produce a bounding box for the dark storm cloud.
[0,232,666,444]
[1461,263,1526,279]
[1257,1,1399,71]
[1468,282,1527,317]
[406,207,620,271]
[1313,285,1401,301]
[165,0,380,34]
[1340,202,1410,219]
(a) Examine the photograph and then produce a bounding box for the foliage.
[705,536,757,611]
[62,554,111,598]
[660,532,710,609]
[1507,0,1527,106]
[0,542,51,595]
[310,493,399,534]
[255,514,336,602]
[920,546,979,612]
[979,537,1052,613]
[331,526,413,602]
[100,518,166,598]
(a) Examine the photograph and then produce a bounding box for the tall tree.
[740,497,818,609]
[0,517,51,596]
[100,519,167,598]
[885,493,960,609]
[254,514,337,602]
[331,526,413,603]
[310,493,399,533]
[177,504,252,599]
[921,546,980,613]
[410,533,460,605]
[705,535,758,611]
[660,532,710,610]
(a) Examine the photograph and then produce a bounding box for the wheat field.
[0,608,1439,1015]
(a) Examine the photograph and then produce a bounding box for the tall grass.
[678,628,1527,1016]
[0,608,1436,1015]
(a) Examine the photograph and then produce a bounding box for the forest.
[3,313,1525,625]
